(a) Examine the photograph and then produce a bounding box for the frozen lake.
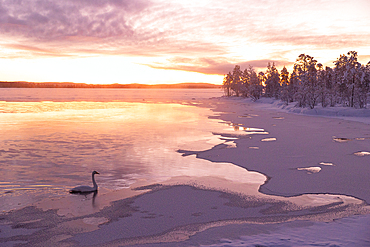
[0,88,224,102]
[0,88,369,246]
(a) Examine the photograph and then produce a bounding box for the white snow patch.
[319,162,334,166]
[220,137,238,140]
[243,97,370,124]
[333,137,351,142]
[261,137,276,142]
[297,167,322,174]
[353,151,370,156]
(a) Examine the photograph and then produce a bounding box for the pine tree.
[316,63,328,107]
[248,66,263,101]
[222,51,369,109]
[280,66,290,105]
[294,54,319,108]
[222,72,233,96]
[355,64,369,108]
[231,65,243,97]
[334,51,367,108]
[322,66,338,107]
[241,68,250,97]
[288,70,299,104]
[363,62,370,108]
[264,63,280,99]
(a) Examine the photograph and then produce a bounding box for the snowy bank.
[243,97,370,124]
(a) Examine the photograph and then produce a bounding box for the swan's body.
[70,171,99,193]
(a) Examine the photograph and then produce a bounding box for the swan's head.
[93,171,100,175]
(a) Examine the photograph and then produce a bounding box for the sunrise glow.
[0,0,369,84]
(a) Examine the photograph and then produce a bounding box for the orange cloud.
[144,57,294,75]
[0,0,369,83]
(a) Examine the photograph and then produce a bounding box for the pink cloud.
[0,0,369,74]
[145,57,294,75]
[0,0,147,40]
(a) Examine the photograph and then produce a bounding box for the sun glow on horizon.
[0,56,224,85]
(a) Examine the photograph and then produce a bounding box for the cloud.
[0,0,369,63]
[0,0,148,39]
[0,0,229,57]
[260,33,370,50]
[145,57,294,75]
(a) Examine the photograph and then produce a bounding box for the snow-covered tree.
[334,51,368,108]
[294,54,320,109]
[248,66,263,101]
[363,62,370,107]
[231,65,244,97]
[355,64,370,108]
[321,66,338,107]
[264,62,280,99]
[222,72,233,96]
[316,63,329,107]
[222,51,369,108]
[288,70,299,104]
[279,66,290,104]
[241,68,250,97]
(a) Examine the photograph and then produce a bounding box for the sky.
[0,0,370,85]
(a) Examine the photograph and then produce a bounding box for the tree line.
[222,51,370,108]
[0,82,221,89]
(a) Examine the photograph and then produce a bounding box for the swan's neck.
[92,173,98,190]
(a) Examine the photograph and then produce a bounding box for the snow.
[297,166,322,174]
[246,97,370,124]
[199,214,370,247]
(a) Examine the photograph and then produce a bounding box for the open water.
[0,88,237,210]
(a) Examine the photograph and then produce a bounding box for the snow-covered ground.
[198,214,370,247]
[250,97,370,124]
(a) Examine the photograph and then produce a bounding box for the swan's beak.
[96,172,100,174]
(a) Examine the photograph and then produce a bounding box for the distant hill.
[0,81,222,89]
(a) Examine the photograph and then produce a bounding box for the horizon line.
[0,81,222,89]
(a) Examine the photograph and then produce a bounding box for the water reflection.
[70,191,98,208]
[0,101,264,211]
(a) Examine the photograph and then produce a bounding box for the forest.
[222,51,370,109]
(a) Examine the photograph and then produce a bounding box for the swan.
[70,171,99,193]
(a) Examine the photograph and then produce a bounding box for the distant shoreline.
[0,81,222,89]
